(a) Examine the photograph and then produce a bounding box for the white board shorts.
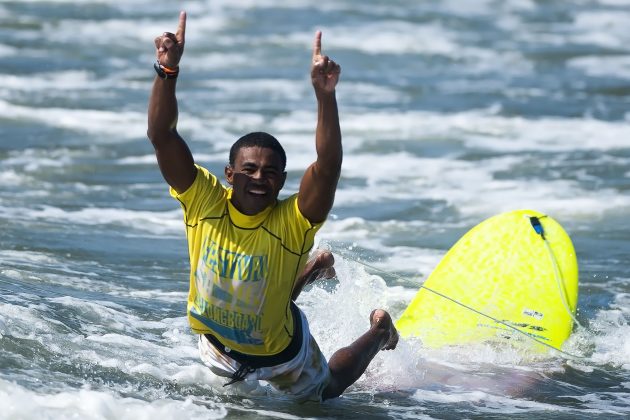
[198,306,331,402]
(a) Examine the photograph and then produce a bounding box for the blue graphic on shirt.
[190,305,264,345]
[201,237,267,283]
[193,237,269,345]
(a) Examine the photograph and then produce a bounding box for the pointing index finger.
[312,30,322,58]
[176,10,186,43]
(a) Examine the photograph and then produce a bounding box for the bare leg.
[292,250,336,301]
[322,309,399,400]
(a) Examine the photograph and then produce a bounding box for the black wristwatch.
[154,61,179,79]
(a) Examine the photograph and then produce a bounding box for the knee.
[321,377,344,400]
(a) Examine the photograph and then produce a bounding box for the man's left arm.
[298,31,342,224]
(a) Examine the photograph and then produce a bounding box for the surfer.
[147,11,398,401]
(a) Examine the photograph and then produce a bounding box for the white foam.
[573,293,630,369]
[47,296,167,338]
[43,17,182,46]
[3,71,97,91]
[127,290,188,303]
[340,109,630,151]
[285,20,459,56]
[340,82,407,104]
[566,392,630,416]
[0,169,26,186]
[0,205,183,236]
[289,108,630,223]
[568,55,630,79]
[271,20,527,76]
[178,111,267,147]
[118,152,226,167]
[4,0,133,2]
[0,379,227,420]
[0,250,61,266]
[317,223,446,276]
[0,99,146,141]
[326,151,629,225]
[345,245,442,279]
[596,0,630,5]
[0,301,67,342]
[116,154,159,165]
[411,388,567,413]
[3,147,83,170]
[0,43,17,56]
[573,10,630,49]
[264,108,630,172]
[438,0,537,16]
[300,257,402,357]
[197,78,305,101]
[78,332,202,376]
[0,294,217,390]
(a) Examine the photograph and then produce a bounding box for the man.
[147,11,398,401]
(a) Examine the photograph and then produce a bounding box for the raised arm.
[147,11,197,194]
[298,31,343,224]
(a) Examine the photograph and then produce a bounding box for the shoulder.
[170,164,228,218]
[265,194,322,253]
[273,193,322,230]
[170,165,222,196]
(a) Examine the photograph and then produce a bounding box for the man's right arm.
[147,11,196,194]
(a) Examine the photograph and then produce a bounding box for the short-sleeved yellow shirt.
[170,165,321,356]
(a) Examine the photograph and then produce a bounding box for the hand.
[154,11,186,69]
[311,31,341,95]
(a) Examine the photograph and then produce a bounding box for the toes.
[305,250,336,284]
[383,328,399,350]
[314,250,334,268]
[370,309,399,350]
[317,266,336,280]
[370,309,377,324]
[369,309,380,326]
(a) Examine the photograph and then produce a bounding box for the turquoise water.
[1,0,630,418]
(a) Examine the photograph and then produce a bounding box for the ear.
[224,165,234,185]
[280,171,287,190]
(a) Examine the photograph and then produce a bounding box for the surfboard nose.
[395,209,578,355]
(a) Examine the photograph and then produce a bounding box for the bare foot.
[370,309,399,350]
[304,250,336,285]
[292,250,336,301]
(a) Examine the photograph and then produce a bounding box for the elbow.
[322,144,343,171]
[318,157,342,181]
[329,160,342,179]
[146,127,156,144]
[329,150,343,175]
[146,129,162,150]
[334,153,343,172]
[147,126,175,148]
[146,127,161,146]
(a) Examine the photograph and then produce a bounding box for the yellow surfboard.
[396,209,578,353]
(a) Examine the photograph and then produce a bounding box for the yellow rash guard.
[170,165,321,356]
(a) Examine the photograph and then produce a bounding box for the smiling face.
[225,146,287,215]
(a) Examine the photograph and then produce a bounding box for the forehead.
[234,146,284,168]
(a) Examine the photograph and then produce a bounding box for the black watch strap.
[154,61,179,79]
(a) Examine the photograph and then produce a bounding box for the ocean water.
[1,0,629,418]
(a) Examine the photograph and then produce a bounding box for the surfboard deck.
[396,209,578,353]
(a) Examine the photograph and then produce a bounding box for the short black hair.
[229,132,287,171]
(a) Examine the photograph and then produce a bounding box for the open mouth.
[247,187,268,196]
